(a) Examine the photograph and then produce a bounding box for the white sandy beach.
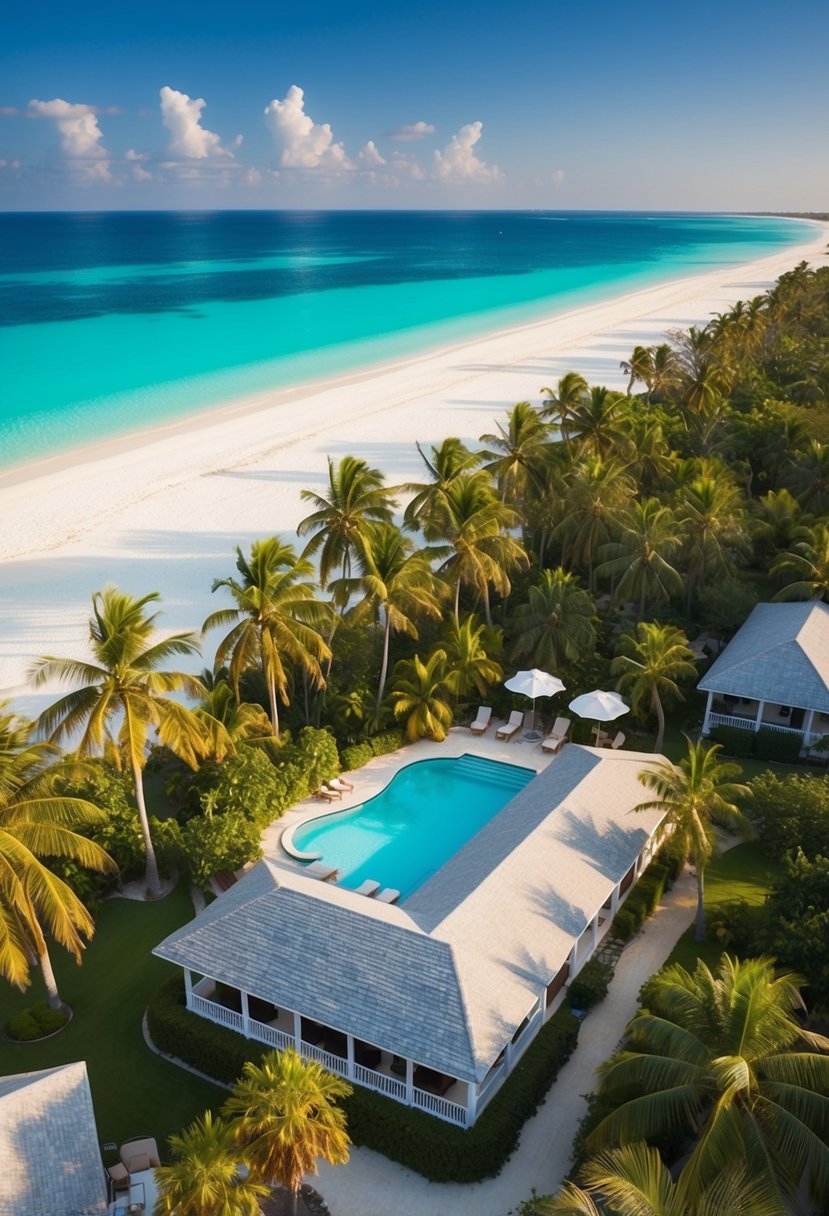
[1,224,826,711]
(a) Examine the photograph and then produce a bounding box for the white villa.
[154,744,668,1129]
[699,600,829,749]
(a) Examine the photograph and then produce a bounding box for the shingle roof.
[698,601,829,711]
[154,746,666,1083]
[0,1062,107,1216]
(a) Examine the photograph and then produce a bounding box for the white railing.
[249,1019,293,1051]
[355,1063,406,1100]
[707,712,755,732]
[412,1088,467,1126]
[476,1059,507,1108]
[299,1040,350,1078]
[707,712,823,749]
[190,993,243,1033]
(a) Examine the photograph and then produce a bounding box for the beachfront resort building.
[0,1061,108,1216]
[154,744,668,1129]
[699,600,829,750]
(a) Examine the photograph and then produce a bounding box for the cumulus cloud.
[132,164,152,182]
[433,121,502,185]
[388,121,434,142]
[390,151,424,180]
[264,85,352,170]
[125,148,147,161]
[0,106,20,117]
[27,97,111,179]
[160,85,234,159]
[359,140,385,167]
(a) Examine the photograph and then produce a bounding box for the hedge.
[708,724,754,757]
[339,728,406,772]
[146,975,580,1182]
[754,726,802,763]
[566,957,613,1011]
[610,859,670,943]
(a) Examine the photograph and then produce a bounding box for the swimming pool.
[289,754,535,899]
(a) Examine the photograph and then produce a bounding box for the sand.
[1,223,826,712]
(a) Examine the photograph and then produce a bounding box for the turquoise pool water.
[292,754,535,899]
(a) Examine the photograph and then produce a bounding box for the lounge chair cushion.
[125,1152,151,1173]
[108,1163,129,1189]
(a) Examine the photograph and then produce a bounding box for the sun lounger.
[469,706,492,735]
[313,786,340,801]
[119,1137,160,1173]
[495,710,524,741]
[353,879,380,897]
[609,731,626,749]
[541,716,571,754]
[597,729,626,749]
[375,887,400,904]
[304,860,338,881]
[326,776,354,792]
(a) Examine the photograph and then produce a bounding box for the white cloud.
[434,121,502,185]
[160,85,233,159]
[132,164,152,182]
[244,167,261,185]
[264,85,352,170]
[388,121,435,142]
[359,140,385,167]
[125,148,147,161]
[390,151,424,181]
[552,168,565,186]
[27,97,111,179]
[0,106,21,117]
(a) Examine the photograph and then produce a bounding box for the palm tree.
[782,439,829,515]
[479,401,551,507]
[611,623,697,752]
[557,457,635,590]
[678,475,748,609]
[194,681,273,764]
[155,1111,268,1216]
[223,1047,351,1216]
[624,421,676,495]
[0,704,115,1009]
[510,568,596,670]
[427,472,528,624]
[539,372,589,446]
[402,437,479,540]
[30,587,205,899]
[204,539,332,738]
[635,740,750,940]
[751,488,804,561]
[297,455,396,588]
[537,1141,782,1215]
[771,522,829,601]
[620,344,654,396]
[569,387,631,459]
[338,523,444,716]
[589,956,829,1214]
[597,499,684,617]
[441,614,503,701]
[388,650,453,741]
[649,343,681,403]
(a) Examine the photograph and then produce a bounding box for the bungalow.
[0,1062,108,1216]
[699,600,829,749]
[154,745,668,1129]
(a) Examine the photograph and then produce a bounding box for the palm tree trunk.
[376,609,392,718]
[131,755,163,898]
[37,939,66,1012]
[695,865,706,942]
[482,582,493,628]
[653,688,666,753]
[454,577,462,622]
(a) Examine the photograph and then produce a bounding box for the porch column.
[590,911,600,954]
[754,699,765,732]
[804,708,815,745]
[240,990,250,1038]
[634,851,644,879]
[701,690,713,735]
[610,882,620,915]
[466,1083,478,1127]
[346,1034,355,1081]
[405,1058,414,1106]
[292,1011,302,1050]
[568,942,579,977]
[540,981,548,1017]
[183,968,193,1007]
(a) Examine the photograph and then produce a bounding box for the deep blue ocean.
[0,211,814,469]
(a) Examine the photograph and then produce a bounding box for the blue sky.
[1,0,827,209]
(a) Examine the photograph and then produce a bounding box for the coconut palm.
[479,401,552,507]
[388,650,453,741]
[635,740,750,940]
[569,387,631,459]
[402,437,480,540]
[204,539,332,738]
[678,475,748,608]
[30,587,205,898]
[510,568,596,670]
[597,499,684,617]
[194,681,273,764]
[427,472,528,624]
[620,345,654,396]
[771,522,829,601]
[297,455,396,588]
[537,1141,783,1215]
[154,1111,268,1216]
[0,705,115,1008]
[648,343,681,403]
[611,623,697,752]
[751,489,804,561]
[783,440,829,515]
[539,372,589,445]
[557,457,635,590]
[624,421,676,495]
[336,523,444,716]
[223,1048,351,1216]
[441,614,504,701]
[589,956,829,1214]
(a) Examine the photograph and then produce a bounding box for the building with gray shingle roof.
[0,1061,107,1216]
[154,745,667,1127]
[699,601,829,746]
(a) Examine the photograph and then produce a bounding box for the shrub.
[7,1000,69,1041]
[567,957,613,1011]
[656,836,686,884]
[339,742,374,772]
[146,976,579,1182]
[746,770,829,861]
[708,724,754,758]
[368,728,405,757]
[611,907,638,942]
[754,726,802,764]
[179,812,262,890]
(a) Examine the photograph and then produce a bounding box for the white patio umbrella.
[504,668,566,740]
[568,689,629,745]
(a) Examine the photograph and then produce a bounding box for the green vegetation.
[6,1000,69,1041]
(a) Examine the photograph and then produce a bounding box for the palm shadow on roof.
[556,808,651,883]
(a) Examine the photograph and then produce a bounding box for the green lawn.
[662,842,784,972]
[0,883,221,1157]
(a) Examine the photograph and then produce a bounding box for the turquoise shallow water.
[0,211,816,469]
[292,754,535,899]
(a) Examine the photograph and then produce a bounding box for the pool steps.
[453,754,534,792]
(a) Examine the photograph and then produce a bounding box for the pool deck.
[261,724,558,869]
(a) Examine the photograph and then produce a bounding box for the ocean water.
[0,210,815,470]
